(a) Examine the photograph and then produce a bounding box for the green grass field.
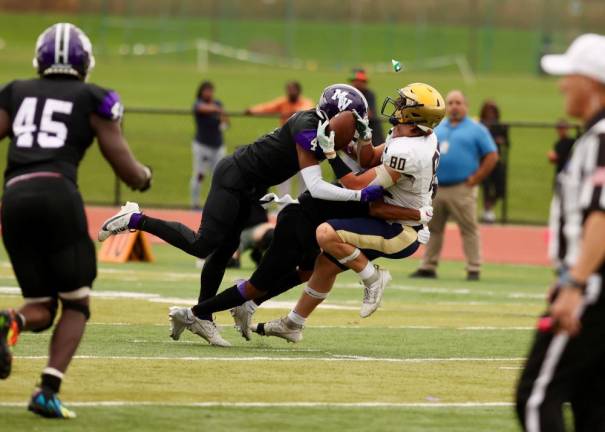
[0,243,556,431]
[0,12,569,223]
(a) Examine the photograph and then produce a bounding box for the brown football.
[327,110,356,150]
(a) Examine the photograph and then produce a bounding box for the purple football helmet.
[33,23,95,80]
[316,83,368,120]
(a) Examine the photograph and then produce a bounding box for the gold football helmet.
[381,82,445,131]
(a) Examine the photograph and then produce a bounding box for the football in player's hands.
[327,111,356,150]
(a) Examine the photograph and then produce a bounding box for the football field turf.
[0,244,553,431]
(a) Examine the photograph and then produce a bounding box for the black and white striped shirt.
[549,109,605,273]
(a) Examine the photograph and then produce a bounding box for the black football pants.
[139,157,258,318]
[515,281,605,432]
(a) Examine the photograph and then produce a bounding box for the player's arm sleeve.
[300,164,361,201]
[476,124,498,157]
[297,146,360,201]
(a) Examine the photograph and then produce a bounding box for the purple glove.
[360,185,385,202]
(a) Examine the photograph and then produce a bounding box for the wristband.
[558,272,586,292]
[328,154,353,179]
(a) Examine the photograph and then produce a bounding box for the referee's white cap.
[541,33,605,84]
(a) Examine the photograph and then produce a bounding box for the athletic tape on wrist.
[338,248,361,264]
[328,154,353,179]
[303,285,329,300]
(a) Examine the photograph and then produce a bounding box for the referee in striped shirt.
[516,34,605,431]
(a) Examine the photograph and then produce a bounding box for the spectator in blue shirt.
[411,90,498,281]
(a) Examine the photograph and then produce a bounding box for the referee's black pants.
[515,281,605,432]
[139,157,261,319]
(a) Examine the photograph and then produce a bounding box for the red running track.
[86,206,551,267]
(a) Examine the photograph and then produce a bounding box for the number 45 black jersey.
[0,75,123,184]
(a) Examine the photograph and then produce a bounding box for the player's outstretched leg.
[98,201,140,241]
[316,222,391,318]
[230,269,311,340]
[253,254,341,343]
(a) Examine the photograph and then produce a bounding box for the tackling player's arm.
[357,142,385,168]
[91,114,151,191]
[296,145,363,201]
[369,200,421,222]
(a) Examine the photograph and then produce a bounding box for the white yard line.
[0,278,545,302]
[0,401,513,408]
[87,322,532,331]
[14,355,525,363]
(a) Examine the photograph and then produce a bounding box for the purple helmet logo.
[316,83,368,120]
[33,23,95,80]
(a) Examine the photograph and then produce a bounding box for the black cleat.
[467,271,480,281]
[410,269,437,279]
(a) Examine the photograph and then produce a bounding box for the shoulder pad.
[89,84,123,121]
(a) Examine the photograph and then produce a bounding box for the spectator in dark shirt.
[349,68,385,146]
[479,100,509,223]
[191,81,228,209]
[547,119,576,175]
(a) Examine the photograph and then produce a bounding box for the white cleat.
[168,306,191,341]
[251,317,303,343]
[168,306,232,347]
[189,316,232,347]
[98,201,140,242]
[230,303,254,341]
[360,267,392,318]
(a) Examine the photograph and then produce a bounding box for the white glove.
[417,226,431,244]
[418,206,434,225]
[316,119,336,158]
[353,110,372,141]
[259,193,298,209]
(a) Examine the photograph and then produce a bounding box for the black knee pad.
[31,299,59,333]
[61,299,91,321]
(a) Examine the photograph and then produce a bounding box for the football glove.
[353,110,372,141]
[316,119,336,159]
[418,206,434,225]
[417,226,431,244]
[360,185,384,202]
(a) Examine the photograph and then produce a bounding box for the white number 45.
[13,97,73,148]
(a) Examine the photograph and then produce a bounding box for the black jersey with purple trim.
[0,76,123,184]
[232,109,324,186]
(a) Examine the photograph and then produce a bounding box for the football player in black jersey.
[0,23,152,419]
[99,84,385,346]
